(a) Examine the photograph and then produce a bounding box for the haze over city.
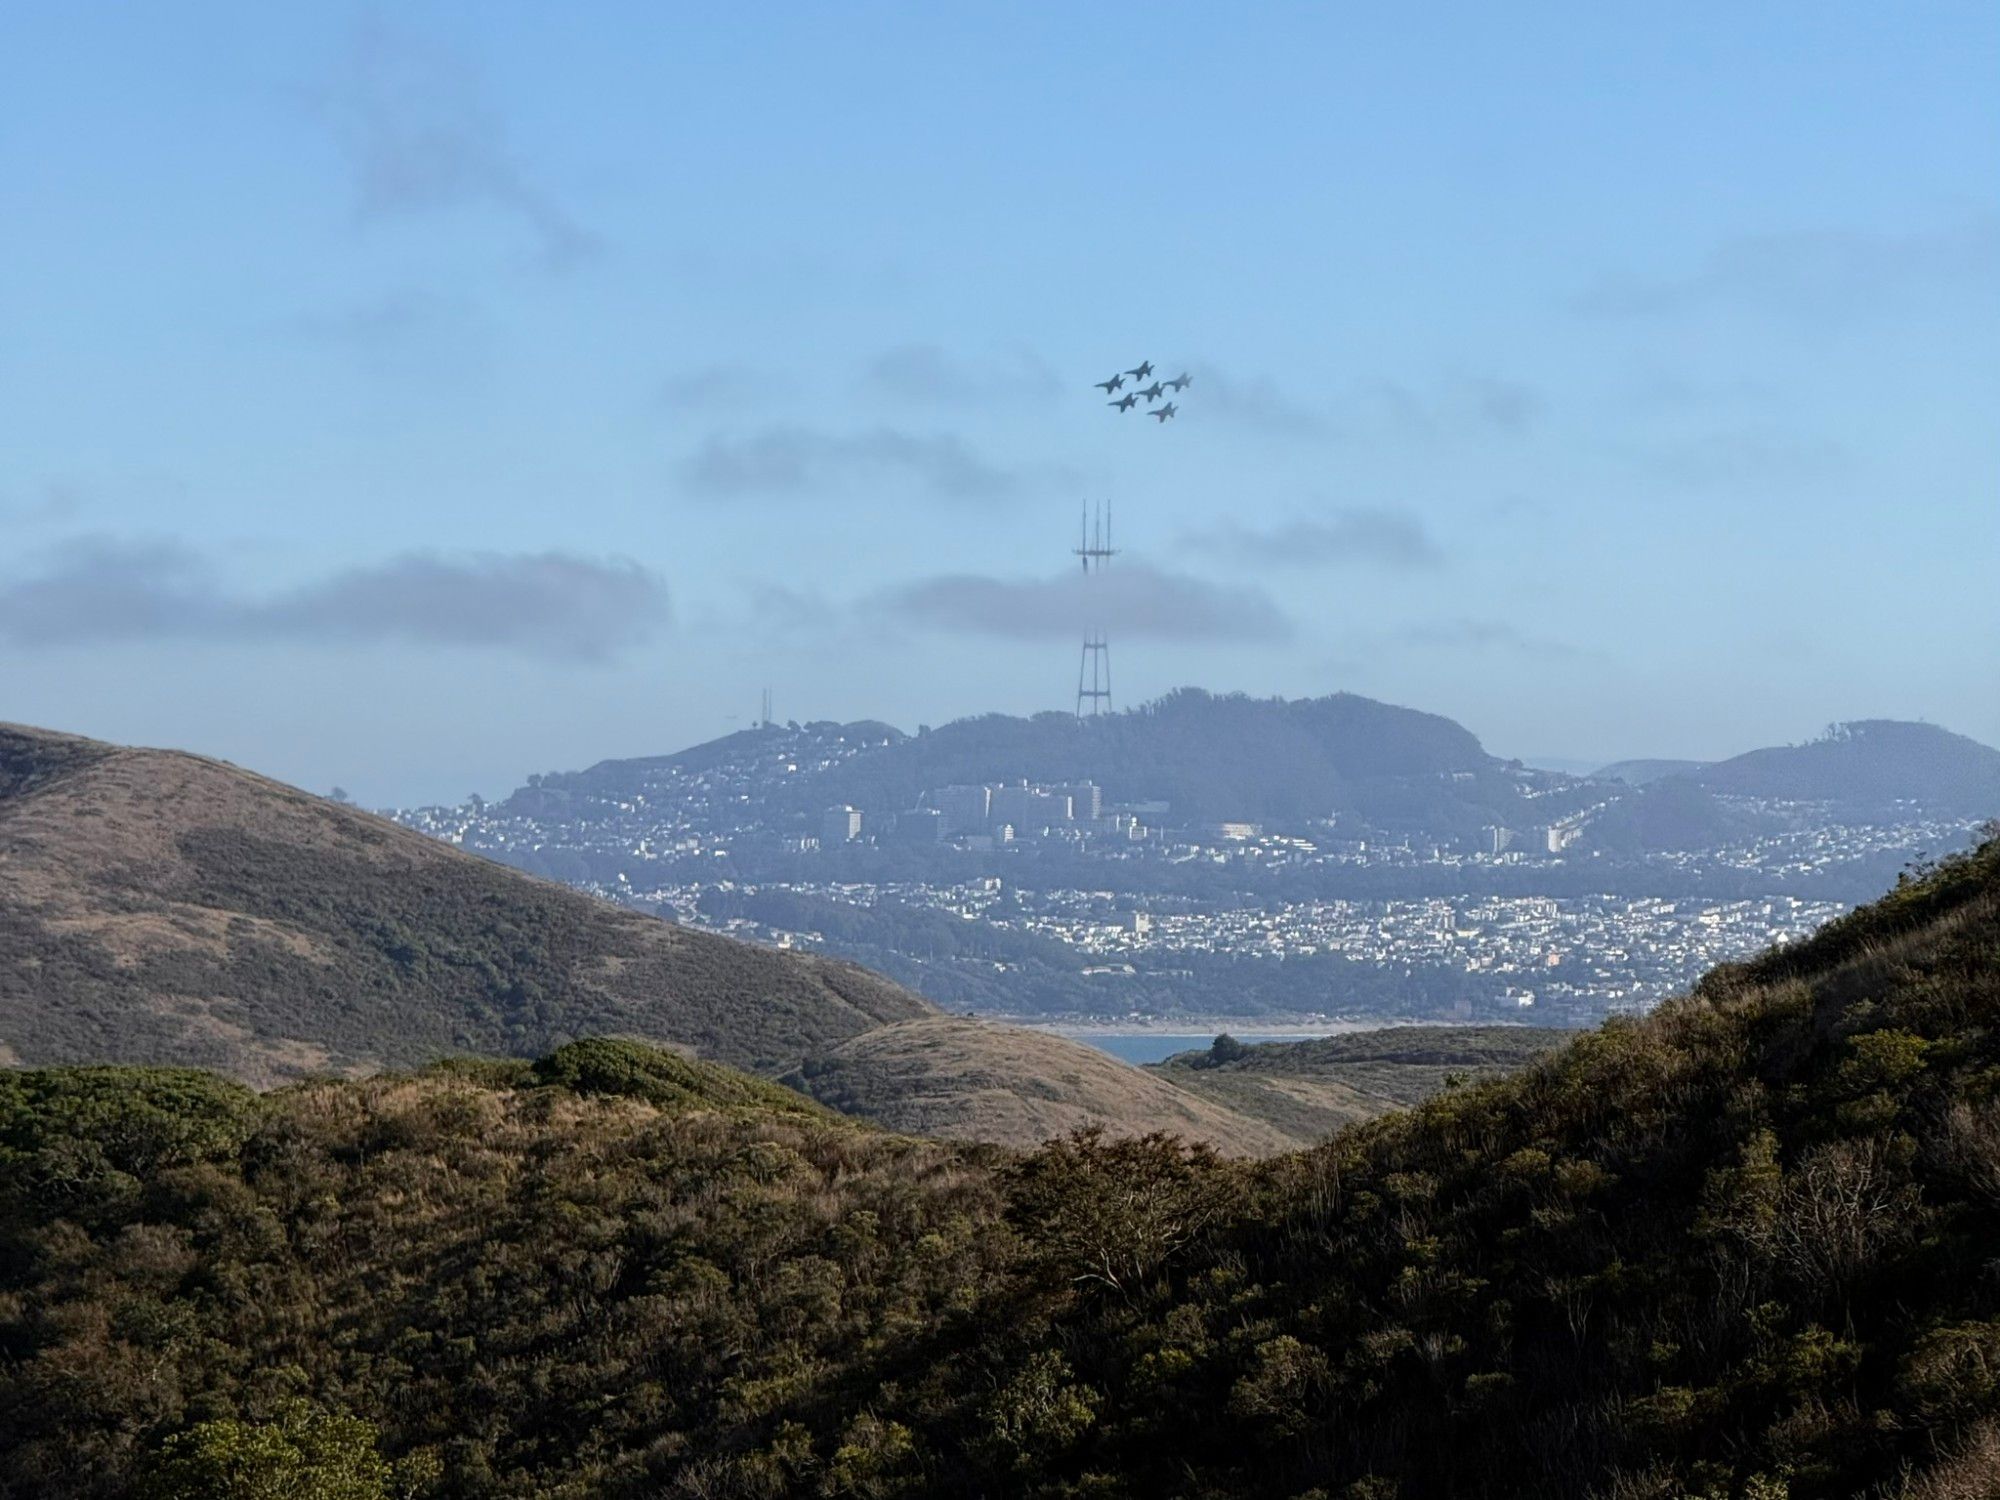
[4,5,1996,804]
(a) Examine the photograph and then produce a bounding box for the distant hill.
[1591,757,1708,785]
[5,837,1998,1497]
[1150,1024,1576,1144]
[521,688,1546,834]
[1687,718,2000,817]
[1573,774,1768,855]
[783,1016,1298,1155]
[813,688,1497,823]
[0,723,929,1084]
[538,717,908,798]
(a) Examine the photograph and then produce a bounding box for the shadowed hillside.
[4,837,1999,1496]
[0,723,929,1083]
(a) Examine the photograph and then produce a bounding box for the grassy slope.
[0,723,928,1083]
[4,839,2000,1497]
[1149,1024,1576,1145]
[783,1016,1298,1155]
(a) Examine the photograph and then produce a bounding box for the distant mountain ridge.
[504,695,1996,853]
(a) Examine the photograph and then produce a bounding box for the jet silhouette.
[1125,360,1154,380]
[1138,381,1165,403]
[1166,372,1192,392]
[1108,393,1138,411]
[1094,374,1125,393]
[1151,402,1177,422]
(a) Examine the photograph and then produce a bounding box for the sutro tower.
[1074,500,1117,719]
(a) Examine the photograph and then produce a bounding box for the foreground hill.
[1151,1024,1575,1144]
[0,723,929,1083]
[784,1016,1298,1154]
[4,835,1998,1497]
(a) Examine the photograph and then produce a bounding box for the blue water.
[1072,1034,1325,1066]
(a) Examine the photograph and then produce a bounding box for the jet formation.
[1097,360,1191,423]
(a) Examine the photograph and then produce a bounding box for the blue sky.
[2,4,1995,803]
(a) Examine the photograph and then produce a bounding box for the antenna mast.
[1073,500,1117,719]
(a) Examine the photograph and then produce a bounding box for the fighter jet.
[1151,402,1178,422]
[1094,374,1126,393]
[1166,372,1192,392]
[1108,393,1139,411]
[1138,381,1165,403]
[1125,360,1154,381]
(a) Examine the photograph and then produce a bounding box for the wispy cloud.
[679,425,1025,501]
[1192,366,1328,437]
[294,289,472,344]
[290,289,488,375]
[0,482,84,526]
[1579,220,1999,318]
[1180,507,1445,571]
[660,364,780,412]
[0,538,667,661]
[870,563,1290,643]
[318,16,596,269]
[1342,375,1545,437]
[1393,617,1581,659]
[1457,375,1544,431]
[1640,426,1850,488]
[1190,365,1544,439]
[863,344,1060,404]
[1485,494,1546,521]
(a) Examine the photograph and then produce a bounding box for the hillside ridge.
[0,721,931,1084]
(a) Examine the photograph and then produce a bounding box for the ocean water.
[1071,1033,1326,1066]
